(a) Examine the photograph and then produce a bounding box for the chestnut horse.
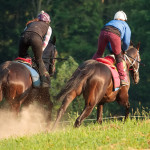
[52,43,141,129]
[0,37,57,122]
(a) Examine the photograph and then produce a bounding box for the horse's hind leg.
[74,81,100,128]
[97,104,103,124]
[52,90,77,130]
[43,92,53,124]
[9,99,21,117]
[74,104,96,128]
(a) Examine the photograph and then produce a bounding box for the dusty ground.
[0,103,49,139]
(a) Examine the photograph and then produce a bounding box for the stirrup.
[120,80,129,86]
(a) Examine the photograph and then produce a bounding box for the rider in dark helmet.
[18,10,52,88]
[92,11,131,86]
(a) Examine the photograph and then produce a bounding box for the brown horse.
[0,37,57,122]
[52,43,141,129]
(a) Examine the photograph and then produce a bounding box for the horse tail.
[0,68,9,101]
[56,60,98,101]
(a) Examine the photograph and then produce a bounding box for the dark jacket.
[23,21,49,40]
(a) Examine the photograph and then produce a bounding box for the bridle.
[124,51,140,73]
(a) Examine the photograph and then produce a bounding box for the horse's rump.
[0,61,32,100]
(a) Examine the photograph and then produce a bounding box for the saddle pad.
[15,61,40,87]
[96,57,120,91]
[15,57,32,66]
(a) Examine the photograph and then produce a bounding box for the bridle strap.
[124,51,140,73]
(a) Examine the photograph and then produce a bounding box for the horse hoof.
[97,120,102,124]
[74,120,81,128]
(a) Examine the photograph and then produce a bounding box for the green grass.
[0,118,149,150]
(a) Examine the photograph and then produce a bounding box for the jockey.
[18,10,52,88]
[92,11,131,86]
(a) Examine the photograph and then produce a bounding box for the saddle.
[96,55,127,91]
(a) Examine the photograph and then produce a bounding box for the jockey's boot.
[116,62,129,86]
[40,72,51,88]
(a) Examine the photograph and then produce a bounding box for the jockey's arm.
[42,26,52,51]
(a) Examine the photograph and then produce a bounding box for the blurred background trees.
[0,0,149,118]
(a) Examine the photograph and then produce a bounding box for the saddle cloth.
[96,55,120,91]
[14,61,40,87]
[15,57,32,66]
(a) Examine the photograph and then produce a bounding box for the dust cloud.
[0,103,50,139]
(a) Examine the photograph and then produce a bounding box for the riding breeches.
[18,32,48,77]
[92,30,127,80]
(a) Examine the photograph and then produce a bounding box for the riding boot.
[36,59,51,88]
[40,72,51,88]
[116,62,129,86]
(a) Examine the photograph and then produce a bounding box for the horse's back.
[82,59,112,82]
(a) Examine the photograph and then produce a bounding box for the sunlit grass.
[0,116,149,150]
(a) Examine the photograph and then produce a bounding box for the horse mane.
[56,59,99,101]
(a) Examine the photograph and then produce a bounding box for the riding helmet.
[38,10,51,23]
[114,11,127,21]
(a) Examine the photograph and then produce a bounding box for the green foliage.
[51,0,103,62]
[50,56,78,98]
[0,118,149,150]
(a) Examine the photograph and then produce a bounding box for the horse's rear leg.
[10,101,21,117]
[97,104,103,124]
[74,81,100,128]
[74,104,95,128]
[44,100,53,125]
[52,90,77,130]
[39,88,53,124]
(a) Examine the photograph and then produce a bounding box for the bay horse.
[52,43,141,129]
[0,37,57,122]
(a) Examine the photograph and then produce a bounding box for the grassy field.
[0,117,149,150]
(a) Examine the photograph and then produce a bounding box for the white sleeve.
[42,26,52,51]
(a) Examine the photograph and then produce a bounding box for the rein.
[42,57,68,61]
[125,53,145,66]
[53,57,68,61]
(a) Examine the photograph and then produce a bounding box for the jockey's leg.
[92,31,108,59]
[108,32,128,86]
[31,34,50,88]
[18,32,30,58]
[115,53,128,86]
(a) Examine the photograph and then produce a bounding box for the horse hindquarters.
[52,60,111,130]
[74,73,111,127]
